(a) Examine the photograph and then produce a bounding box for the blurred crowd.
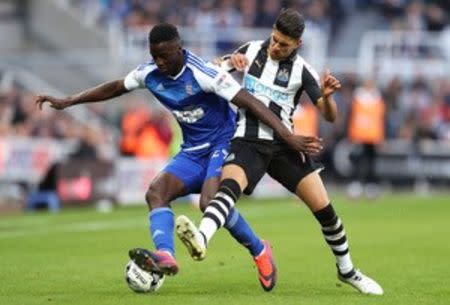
[0,79,175,160]
[1,72,448,157]
[1,0,449,157]
[373,0,448,32]
[1,1,448,208]
[317,74,450,144]
[118,96,174,158]
[71,0,448,35]
[0,82,114,160]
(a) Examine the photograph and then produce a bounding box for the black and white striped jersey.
[221,40,322,141]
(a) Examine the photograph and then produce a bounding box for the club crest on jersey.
[216,74,231,90]
[276,68,290,84]
[185,83,193,95]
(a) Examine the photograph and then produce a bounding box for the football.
[124,260,165,293]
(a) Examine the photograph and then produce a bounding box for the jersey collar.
[168,65,186,80]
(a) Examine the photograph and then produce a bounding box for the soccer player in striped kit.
[176,9,383,295]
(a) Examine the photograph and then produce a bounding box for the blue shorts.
[163,142,229,194]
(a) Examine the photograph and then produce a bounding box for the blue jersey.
[124,50,242,153]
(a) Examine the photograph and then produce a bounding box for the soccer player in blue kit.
[35,23,322,290]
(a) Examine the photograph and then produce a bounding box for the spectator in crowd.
[304,0,331,34]
[239,0,258,27]
[404,0,426,31]
[293,101,319,138]
[120,97,152,156]
[436,79,450,140]
[383,77,404,138]
[215,0,243,53]
[375,0,408,25]
[347,78,386,199]
[134,109,172,159]
[163,0,196,26]
[254,0,281,27]
[398,77,433,140]
[120,97,172,158]
[425,3,447,32]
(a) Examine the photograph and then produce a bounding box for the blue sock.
[149,207,174,256]
[225,208,264,257]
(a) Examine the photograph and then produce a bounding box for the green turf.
[1,193,449,305]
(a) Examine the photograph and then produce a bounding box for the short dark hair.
[148,23,180,44]
[274,8,305,39]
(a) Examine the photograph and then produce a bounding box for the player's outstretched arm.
[35,79,128,110]
[231,89,322,155]
[316,70,340,122]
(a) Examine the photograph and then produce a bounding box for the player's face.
[150,39,184,76]
[268,30,301,61]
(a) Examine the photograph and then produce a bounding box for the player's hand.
[321,69,341,98]
[286,134,323,155]
[229,53,249,72]
[35,95,73,110]
[212,57,223,66]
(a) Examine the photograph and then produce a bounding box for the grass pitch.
[1,193,449,305]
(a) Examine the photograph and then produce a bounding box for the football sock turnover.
[314,203,354,274]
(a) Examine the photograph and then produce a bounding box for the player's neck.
[168,65,186,79]
[268,54,281,62]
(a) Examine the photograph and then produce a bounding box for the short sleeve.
[301,62,322,104]
[123,63,156,91]
[190,61,242,102]
[211,69,242,101]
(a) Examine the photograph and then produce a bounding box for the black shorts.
[224,138,324,195]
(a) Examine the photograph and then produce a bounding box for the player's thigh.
[223,138,271,195]
[204,142,230,184]
[267,149,328,210]
[200,143,229,210]
[146,171,186,207]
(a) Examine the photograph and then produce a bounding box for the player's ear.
[296,38,302,49]
[176,42,182,52]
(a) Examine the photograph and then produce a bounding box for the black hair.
[274,8,305,39]
[148,23,180,44]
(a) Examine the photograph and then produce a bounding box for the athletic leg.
[199,143,264,257]
[268,148,383,295]
[199,177,264,257]
[129,171,185,275]
[295,172,383,295]
[295,171,355,274]
[130,152,205,276]
[176,164,246,260]
[177,139,277,290]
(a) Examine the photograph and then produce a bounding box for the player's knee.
[145,187,167,210]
